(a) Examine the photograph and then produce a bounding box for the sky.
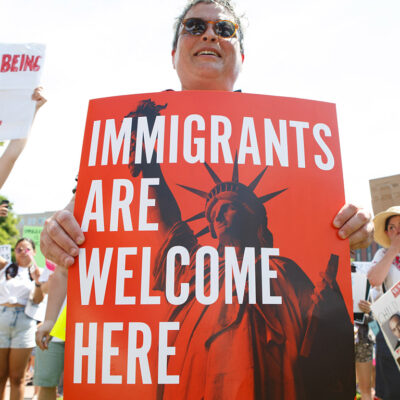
[1,0,399,215]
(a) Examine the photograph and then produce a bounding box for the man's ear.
[172,49,176,70]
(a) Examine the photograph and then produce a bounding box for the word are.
[0,54,41,72]
[73,321,179,384]
[81,178,159,233]
[78,245,282,306]
[88,114,335,170]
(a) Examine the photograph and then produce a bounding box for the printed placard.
[0,43,46,139]
[371,280,400,370]
[351,261,371,323]
[0,244,11,263]
[65,91,355,400]
[23,225,45,268]
[0,43,45,90]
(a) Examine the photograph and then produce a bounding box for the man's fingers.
[347,220,374,250]
[333,204,373,249]
[54,210,85,246]
[40,230,75,267]
[333,204,358,229]
[41,210,84,267]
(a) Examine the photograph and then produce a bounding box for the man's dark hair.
[389,313,400,323]
[172,0,244,54]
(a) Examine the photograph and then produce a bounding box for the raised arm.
[0,87,47,189]
[128,99,182,236]
[35,266,67,350]
[133,161,182,237]
[368,235,400,287]
[0,255,7,270]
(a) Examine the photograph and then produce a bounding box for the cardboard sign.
[0,244,11,263]
[0,43,46,139]
[23,225,45,268]
[65,91,354,399]
[0,43,45,90]
[351,261,371,322]
[371,280,400,370]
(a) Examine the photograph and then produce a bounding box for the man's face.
[386,215,400,243]
[389,315,400,340]
[172,2,244,91]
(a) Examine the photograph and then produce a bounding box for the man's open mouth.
[195,50,220,57]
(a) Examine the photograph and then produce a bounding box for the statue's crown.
[177,155,286,238]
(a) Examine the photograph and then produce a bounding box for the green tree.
[0,195,20,249]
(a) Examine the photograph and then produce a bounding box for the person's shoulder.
[371,247,387,263]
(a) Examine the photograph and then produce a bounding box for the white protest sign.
[0,244,11,263]
[351,261,371,313]
[371,280,400,370]
[0,43,46,90]
[0,43,46,139]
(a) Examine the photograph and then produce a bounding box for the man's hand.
[333,204,373,250]
[36,320,55,350]
[40,208,84,268]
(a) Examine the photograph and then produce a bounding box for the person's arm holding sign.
[36,266,67,350]
[0,87,46,189]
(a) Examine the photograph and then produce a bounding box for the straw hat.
[373,206,400,248]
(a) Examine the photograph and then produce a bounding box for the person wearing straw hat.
[368,206,400,400]
[368,206,400,289]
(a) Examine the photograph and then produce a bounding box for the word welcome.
[78,245,282,307]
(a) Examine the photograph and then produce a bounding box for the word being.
[78,245,282,306]
[73,321,179,384]
[88,115,335,171]
[0,54,41,72]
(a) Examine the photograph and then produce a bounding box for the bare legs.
[38,386,57,400]
[0,349,10,400]
[0,348,33,400]
[356,360,373,400]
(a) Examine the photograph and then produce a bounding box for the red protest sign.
[65,91,354,399]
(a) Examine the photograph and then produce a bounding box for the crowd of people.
[0,1,399,399]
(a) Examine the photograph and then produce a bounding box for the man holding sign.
[39,1,373,399]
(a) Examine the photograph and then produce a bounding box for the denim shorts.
[0,305,36,348]
[34,341,65,387]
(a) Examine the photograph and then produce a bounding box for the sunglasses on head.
[181,18,238,39]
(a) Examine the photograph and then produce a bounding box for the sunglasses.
[15,247,31,254]
[181,18,238,39]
